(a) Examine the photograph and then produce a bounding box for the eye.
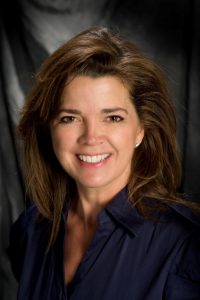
[59,116,76,123]
[107,115,124,122]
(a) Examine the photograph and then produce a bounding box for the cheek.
[51,130,73,153]
[110,127,136,149]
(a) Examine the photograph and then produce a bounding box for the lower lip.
[76,155,111,168]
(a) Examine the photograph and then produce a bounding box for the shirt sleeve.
[7,206,35,282]
[164,229,200,299]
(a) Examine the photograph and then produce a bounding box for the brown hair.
[17,26,196,247]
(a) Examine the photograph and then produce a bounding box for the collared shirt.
[8,188,200,299]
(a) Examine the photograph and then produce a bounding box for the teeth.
[78,154,110,163]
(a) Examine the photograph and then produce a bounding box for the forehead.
[60,75,132,107]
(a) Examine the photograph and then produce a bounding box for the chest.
[62,226,176,300]
[18,215,187,300]
[63,221,97,284]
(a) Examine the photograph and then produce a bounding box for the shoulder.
[168,201,200,226]
[10,204,39,234]
[7,204,49,281]
[142,198,200,296]
[9,203,53,246]
[140,197,200,256]
[163,207,200,297]
[165,201,200,238]
[142,197,200,233]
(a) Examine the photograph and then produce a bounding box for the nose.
[78,120,104,146]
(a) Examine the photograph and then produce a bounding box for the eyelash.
[59,116,76,123]
[106,115,124,122]
[59,115,124,124]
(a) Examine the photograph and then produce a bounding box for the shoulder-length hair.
[18,26,190,247]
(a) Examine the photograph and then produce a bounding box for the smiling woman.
[50,76,144,196]
[8,27,200,299]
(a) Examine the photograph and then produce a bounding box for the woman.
[8,26,200,299]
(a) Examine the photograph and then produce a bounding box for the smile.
[77,154,110,163]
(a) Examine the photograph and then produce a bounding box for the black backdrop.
[1,0,200,299]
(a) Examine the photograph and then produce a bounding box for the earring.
[135,143,140,148]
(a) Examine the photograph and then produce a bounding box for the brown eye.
[60,116,76,123]
[107,115,124,122]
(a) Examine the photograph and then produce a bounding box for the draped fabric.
[0,0,200,299]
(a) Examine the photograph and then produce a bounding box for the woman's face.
[50,76,144,194]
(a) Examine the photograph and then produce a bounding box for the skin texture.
[50,75,144,208]
[50,75,144,284]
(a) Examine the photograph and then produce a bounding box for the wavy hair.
[17,26,195,247]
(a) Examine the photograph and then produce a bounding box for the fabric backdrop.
[1,0,200,299]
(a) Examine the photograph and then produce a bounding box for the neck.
[72,183,126,224]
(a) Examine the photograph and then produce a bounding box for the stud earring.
[135,143,140,148]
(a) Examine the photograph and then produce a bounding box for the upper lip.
[76,153,111,156]
[77,153,111,163]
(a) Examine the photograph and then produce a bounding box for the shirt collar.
[62,187,144,236]
[105,187,144,237]
[62,187,200,236]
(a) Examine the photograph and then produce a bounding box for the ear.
[135,125,144,148]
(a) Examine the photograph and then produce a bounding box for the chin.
[77,178,109,189]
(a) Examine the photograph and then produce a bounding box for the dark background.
[1,0,200,299]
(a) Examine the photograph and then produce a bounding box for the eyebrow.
[58,107,128,115]
[58,109,82,115]
[101,108,128,114]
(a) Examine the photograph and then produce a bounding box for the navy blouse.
[8,188,200,299]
